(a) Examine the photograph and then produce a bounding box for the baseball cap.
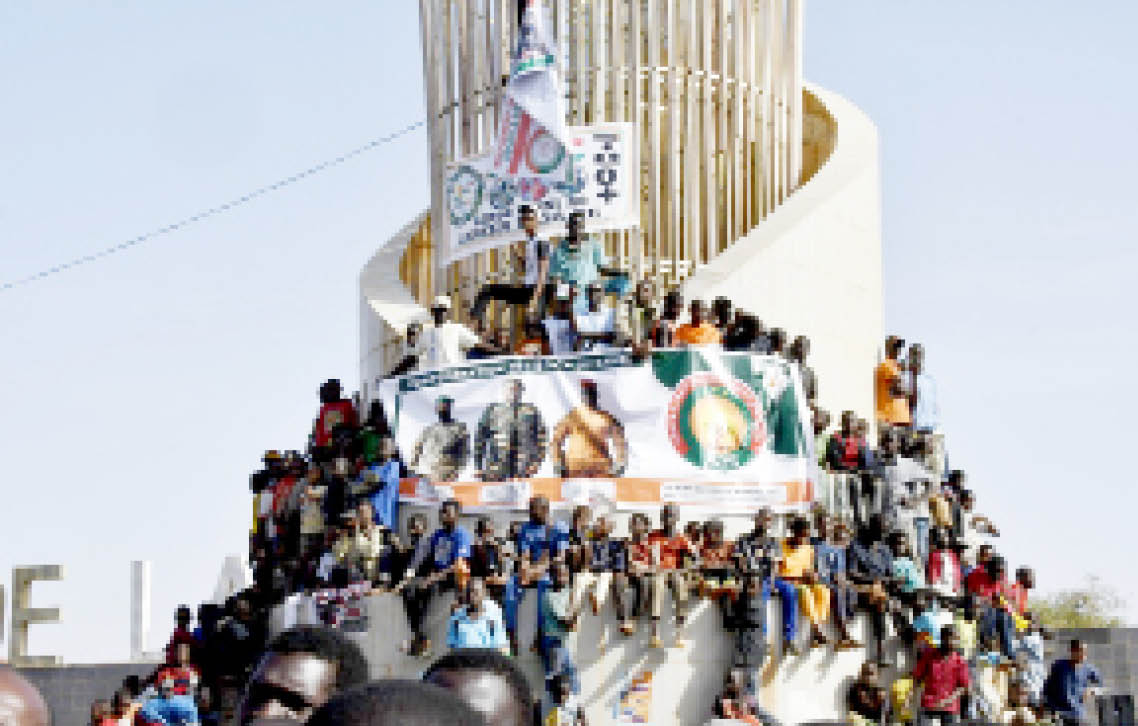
[431,295,451,310]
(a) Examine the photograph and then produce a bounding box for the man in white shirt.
[415,296,485,370]
[573,283,616,352]
[543,289,578,355]
[470,205,551,320]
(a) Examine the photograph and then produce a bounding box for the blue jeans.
[141,695,199,726]
[980,605,1015,658]
[767,578,799,642]
[501,574,521,635]
[914,517,931,571]
[539,635,580,694]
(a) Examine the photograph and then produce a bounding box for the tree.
[1030,575,1126,629]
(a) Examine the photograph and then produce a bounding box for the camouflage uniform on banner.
[412,420,470,482]
[474,379,548,480]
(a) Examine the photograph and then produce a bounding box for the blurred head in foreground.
[306,680,484,726]
[0,667,50,726]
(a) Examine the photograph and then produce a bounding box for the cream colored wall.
[348,586,896,726]
[681,84,883,428]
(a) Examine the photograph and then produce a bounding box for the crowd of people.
[392,207,815,373]
[78,212,1109,726]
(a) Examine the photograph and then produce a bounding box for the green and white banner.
[377,350,814,502]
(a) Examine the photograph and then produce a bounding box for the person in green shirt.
[539,561,581,696]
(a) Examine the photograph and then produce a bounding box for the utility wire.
[1,119,425,293]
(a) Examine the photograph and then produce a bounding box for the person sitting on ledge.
[815,516,861,650]
[735,508,800,656]
[396,499,473,657]
[778,516,832,649]
[646,503,697,648]
[674,299,723,347]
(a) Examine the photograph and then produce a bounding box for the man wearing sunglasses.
[236,626,369,725]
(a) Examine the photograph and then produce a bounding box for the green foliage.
[1031,576,1127,629]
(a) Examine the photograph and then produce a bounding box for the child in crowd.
[847,662,889,726]
[927,527,962,599]
[545,673,588,726]
[539,561,582,697]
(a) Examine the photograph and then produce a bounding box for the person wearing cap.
[413,296,485,370]
[470,205,551,321]
[875,335,911,426]
[549,379,628,478]
[410,396,470,483]
[573,283,617,352]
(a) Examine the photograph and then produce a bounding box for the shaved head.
[0,667,50,726]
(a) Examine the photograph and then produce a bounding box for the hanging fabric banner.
[377,350,815,513]
[442,0,639,264]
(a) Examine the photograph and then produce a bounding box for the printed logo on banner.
[667,373,766,471]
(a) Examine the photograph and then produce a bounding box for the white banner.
[443,122,639,263]
[378,350,814,512]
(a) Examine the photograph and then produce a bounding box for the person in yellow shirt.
[674,300,723,347]
[875,335,911,426]
[779,517,831,647]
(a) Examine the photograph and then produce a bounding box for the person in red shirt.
[165,606,195,665]
[155,643,201,698]
[646,503,696,648]
[966,556,1016,660]
[313,379,358,455]
[625,512,655,638]
[912,624,969,724]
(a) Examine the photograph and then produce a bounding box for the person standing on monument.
[470,205,551,321]
[876,335,911,427]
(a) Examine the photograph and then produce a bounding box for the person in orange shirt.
[779,517,832,648]
[646,503,697,648]
[674,300,723,347]
[875,335,911,426]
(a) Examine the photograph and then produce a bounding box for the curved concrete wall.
[681,84,883,427]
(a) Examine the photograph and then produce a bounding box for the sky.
[0,1,1135,663]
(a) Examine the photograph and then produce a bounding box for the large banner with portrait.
[376,350,815,513]
[442,122,639,264]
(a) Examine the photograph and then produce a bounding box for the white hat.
[431,295,452,310]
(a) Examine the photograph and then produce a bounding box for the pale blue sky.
[1,1,1135,662]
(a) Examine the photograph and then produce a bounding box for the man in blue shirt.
[1044,639,1103,726]
[814,516,859,649]
[548,211,628,310]
[446,577,509,653]
[397,499,473,656]
[515,495,570,649]
[366,438,402,531]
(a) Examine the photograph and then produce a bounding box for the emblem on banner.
[667,372,766,471]
[446,165,484,225]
